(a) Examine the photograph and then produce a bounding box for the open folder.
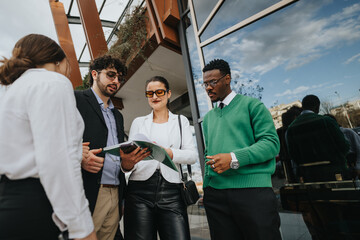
[102,133,178,172]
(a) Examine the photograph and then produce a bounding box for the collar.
[144,110,177,120]
[91,87,114,109]
[217,91,236,107]
[301,110,314,115]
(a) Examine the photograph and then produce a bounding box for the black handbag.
[178,115,200,206]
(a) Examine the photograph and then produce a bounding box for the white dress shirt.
[0,69,93,238]
[126,111,198,183]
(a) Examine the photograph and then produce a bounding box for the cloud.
[283,79,290,84]
[204,1,360,77]
[275,86,310,97]
[275,81,343,97]
[344,52,360,64]
[327,82,344,88]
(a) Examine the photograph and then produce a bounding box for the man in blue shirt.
[75,55,148,240]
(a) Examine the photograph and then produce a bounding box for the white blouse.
[127,111,198,183]
[0,69,93,238]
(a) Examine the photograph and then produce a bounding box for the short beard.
[96,75,118,97]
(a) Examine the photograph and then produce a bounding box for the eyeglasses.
[97,70,125,84]
[145,89,168,98]
[201,74,227,88]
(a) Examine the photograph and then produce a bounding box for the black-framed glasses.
[97,70,125,84]
[145,89,168,98]
[201,74,227,88]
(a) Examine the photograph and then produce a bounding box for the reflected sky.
[184,13,212,117]
[199,0,280,42]
[200,0,360,108]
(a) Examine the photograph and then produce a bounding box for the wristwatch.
[230,159,239,169]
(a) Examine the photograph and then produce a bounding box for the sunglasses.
[145,89,168,98]
[97,70,125,84]
[201,74,227,88]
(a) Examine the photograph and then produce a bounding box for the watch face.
[231,160,239,169]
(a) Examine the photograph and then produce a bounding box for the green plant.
[107,6,148,67]
[75,73,90,90]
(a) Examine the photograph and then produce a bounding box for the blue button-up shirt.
[91,88,120,185]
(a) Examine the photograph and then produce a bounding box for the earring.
[56,62,60,66]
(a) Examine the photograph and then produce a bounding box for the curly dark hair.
[89,55,127,86]
[202,59,231,77]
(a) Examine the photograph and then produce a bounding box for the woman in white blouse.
[121,76,198,240]
[0,34,96,240]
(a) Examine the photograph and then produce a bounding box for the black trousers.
[0,176,60,240]
[203,187,281,240]
[124,170,190,240]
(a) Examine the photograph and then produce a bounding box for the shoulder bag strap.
[178,115,193,181]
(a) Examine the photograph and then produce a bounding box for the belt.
[101,184,118,188]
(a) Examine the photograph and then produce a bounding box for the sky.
[187,0,360,116]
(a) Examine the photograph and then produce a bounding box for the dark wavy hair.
[202,59,231,77]
[145,76,170,109]
[88,55,127,86]
[0,34,66,85]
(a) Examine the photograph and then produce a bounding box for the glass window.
[197,0,360,238]
[184,13,213,117]
[202,0,360,124]
[199,0,281,42]
[192,0,218,30]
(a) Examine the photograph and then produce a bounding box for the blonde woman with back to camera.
[0,34,96,240]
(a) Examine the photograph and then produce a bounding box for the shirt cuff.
[230,152,237,162]
[52,210,94,239]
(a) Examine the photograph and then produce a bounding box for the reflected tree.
[320,99,333,114]
[232,78,264,100]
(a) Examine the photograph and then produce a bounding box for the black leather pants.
[124,170,191,240]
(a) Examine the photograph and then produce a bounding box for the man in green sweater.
[202,59,281,240]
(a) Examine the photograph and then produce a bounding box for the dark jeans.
[124,170,190,240]
[0,176,60,240]
[203,187,281,240]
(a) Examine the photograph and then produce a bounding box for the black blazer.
[75,88,126,214]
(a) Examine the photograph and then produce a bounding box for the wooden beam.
[76,0,108,60]
[49,0,82,88]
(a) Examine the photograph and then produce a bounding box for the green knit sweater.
[203,94,280,189]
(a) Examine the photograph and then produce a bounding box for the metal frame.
[177,0,206,177]
[200,0,297,48]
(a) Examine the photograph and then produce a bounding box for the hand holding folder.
[102,133,178,171]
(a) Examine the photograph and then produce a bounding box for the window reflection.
[184,13,213,117]
[202,0,360,125]
[192,0,218,30]
[199,0,280,42]
[197,0,360,238]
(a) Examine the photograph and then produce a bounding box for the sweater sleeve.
[233,101,280,167]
